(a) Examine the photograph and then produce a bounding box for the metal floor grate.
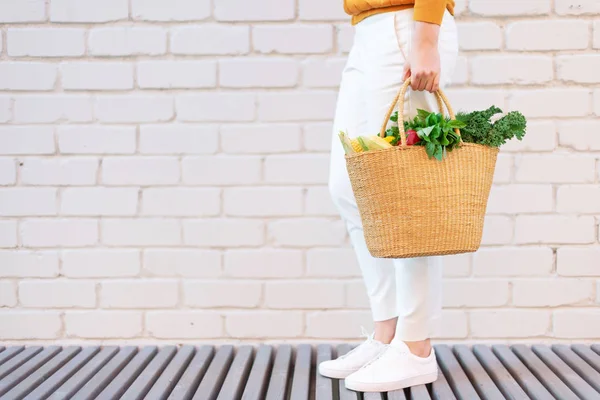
[1,344,600,399]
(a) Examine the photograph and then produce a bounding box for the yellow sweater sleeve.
[413,0,447,25]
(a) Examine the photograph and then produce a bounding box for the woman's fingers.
[411,70,439,93]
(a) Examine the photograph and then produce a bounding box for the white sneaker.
[318,328,387,379]
[344,339,438,392]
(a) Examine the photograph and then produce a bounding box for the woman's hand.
[402,21,441,93]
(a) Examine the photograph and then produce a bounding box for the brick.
[268,219,346,247]
[450,55,468,86]
[445,89,506,113]
[502,121,557,152]
[474,247,553,277]
[8,28,85,57]
[514,280,594,307]
[58,126,136,155]
[147,312,222,339]
[265,281,344,308]
[306,311,372,338]
[471,56,553,85]
[507,21,588,50]
[516,154,595,183]
[184,219,264,247]
[557,185,600,213]
[0,62,56,91]
[306,248,361,278]
[0,311,61,339]
[302,58,346,88]
[444,280,509,307]
[443,253,472,277]
[304,123,333,151]
[559,121,600,151]
[221,124,301,154]
[102,157,179,185]
[0,188,57,216]
[254,25,333,54]
[265,154,329,184]
[171,25,249,55]
[0,281,16,307]
[182,156,261,185]
[337,24,354,53]
[305,186,337,216]
[481,216,513,245]
[140,125,218,155]
[142,188,220,216]
[62,249,140,278]
[224,249,303,278]
[50,0,128,22]
[487,185,553,214]
[96,95,173,123]
[494,154,512,184]
[19,280,96,308]
[470,0,551,15]
[65,311,142,339]
[471,310,550,338]
[61,187,138,216]
[132,0,211,21]
[554,310,600,338]
[215,0,294,21]
[144,249,221,278]
[21,219,98,247]
[101,280,178,308]
[102,219,181,246]
[434,310,468,339]
[595,21,600,48]
[220,58,298,88]
[224,187,302,217]
[299,0,348,19]
[89,27,167,56]
[184,281,262,308]
[177,93,254,122]
[138,60,216,89]
[61,62,133,90]
[14,95,92,123]
[0,159,16,185]
[226,311,303,338]
[0,96,9,123]
[0,221,17,248]
[556,0,600,14]
[454,0,467,14]
[22,158,97,185]
[0,251,59,278]
[558,55,600,84]
[557,247,600,276]
[515,216,595,244]
[0,0,45,22]
[345,280,368,308]
[457,22,502,50]
[259,92,337,121]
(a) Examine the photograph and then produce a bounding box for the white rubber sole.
[345,371,438,392]
[318,364,357,379]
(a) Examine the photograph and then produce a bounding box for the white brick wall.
[1,1,599,344]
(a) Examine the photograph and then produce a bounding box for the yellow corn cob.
[384,136,395,143]
[350,139,363,153]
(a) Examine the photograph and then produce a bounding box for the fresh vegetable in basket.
[455,106,527,147]
[338,131,392,155]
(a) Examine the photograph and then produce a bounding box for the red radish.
[406,129,421,145]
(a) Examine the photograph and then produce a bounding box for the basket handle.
[378,78,461,146]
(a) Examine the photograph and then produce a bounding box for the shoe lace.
[338,326,373,360]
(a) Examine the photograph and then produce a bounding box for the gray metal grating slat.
[0,344,599,399]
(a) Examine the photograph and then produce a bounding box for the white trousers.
[328,9,459,341]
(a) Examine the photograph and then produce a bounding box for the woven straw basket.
[345,78,499,259]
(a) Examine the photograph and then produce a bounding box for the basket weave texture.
[345,79,499,258]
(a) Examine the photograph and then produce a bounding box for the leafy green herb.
[404,109,464,160]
